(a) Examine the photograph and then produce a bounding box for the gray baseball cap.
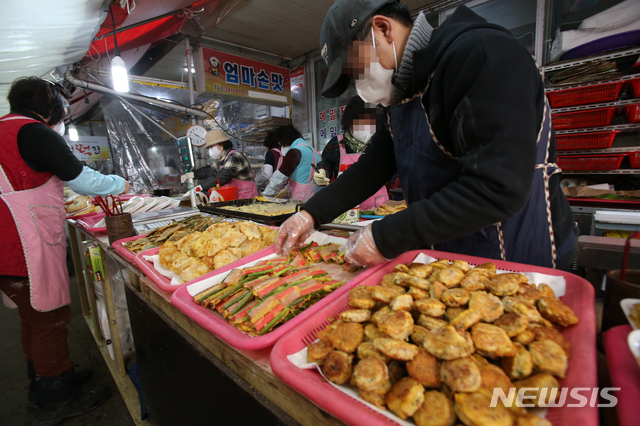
[319,0,395,98]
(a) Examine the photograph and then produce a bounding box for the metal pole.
[534,0,546,67]
[185,37,197,125]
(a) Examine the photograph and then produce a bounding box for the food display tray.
[76,213,107,233]
[271,249,598,426]
[111,235,150,261]
[198,198,299,226]
[170,247,385,351]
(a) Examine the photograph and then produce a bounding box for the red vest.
[0,114,54,276]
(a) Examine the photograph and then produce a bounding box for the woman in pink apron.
[254,131,284,192]
[313,96,389,210]
[0,77,125,424]
[192,129,257,199]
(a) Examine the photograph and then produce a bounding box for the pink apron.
[223,150,258,199]
[339,139,389,211]
[0,159,70,312]
[289,141,321,203]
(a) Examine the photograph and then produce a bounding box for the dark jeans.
[0,275,73,378]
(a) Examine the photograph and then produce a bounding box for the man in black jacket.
[276,0,576,270]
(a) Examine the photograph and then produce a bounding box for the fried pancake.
[407,348,441,388]
[414,390,456,426]
[385,377,425,420]
[441,356,481,392]
[330,322,364,353]
[353,357,389,391]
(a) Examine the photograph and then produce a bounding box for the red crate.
[623,104,640,123]
[629,78,640,98]
[552,107,616,130]
[557,154,625,170]
[629,152,640,168]
[556,130,620,150]
[547,81,624,107]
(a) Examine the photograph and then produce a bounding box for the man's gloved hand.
[275,211,315,256]
[344,224,388,267]
[313,169,330,186]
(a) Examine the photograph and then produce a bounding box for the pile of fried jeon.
[306,259,579,426]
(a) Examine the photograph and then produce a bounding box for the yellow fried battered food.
[471,323,516,358]
[513,373,559,407]
[417,315,449,330]
[411,325,430,346]
[407,348,441,388]
[476,262,497,273]
[408,263,435,279]
[374,338,420,361]
[432,266,465,288]
[357,341,390,363]
[511,302,543,324]
[371,306,393,327]
[453,260,472,273]
[364,323,387,342]
[529,340,568,379]
[415,298,447,317]
[379,310,414,340]
[414,390,457,426]
[493,312,529,337]
[442,288,471,308]
[394,263,410,273]
[330,322,364,353]
[423,326,475,360]
[407,286,430,300]
[340,309,372,323]
[516,283,543,303]
[353,357,389,391]
[372,286,402,304]
[316,320,343,345]
[469,291,504,323]
[537,283,556,299]
[430,281,448,300]
[408,275,431,290]
[515,413,552,426]
[501,343,533,381]
[533,326,571,357]
[382,272,412,287]
[359,389,387,409]
[470,353,491,370]
[385,377,425,420]
[307,340,331,365]
[388,360,407,383]
[446,307,467,322]
[478,364,513,397]
[348,286,377,310]
[322,350,353,385]
[450,309,481,331]
[454,392,513,426]
[460,272,490,292]
[441,356,481,392]
[213,249,241,270]
[390,294,414,311]
[513,326,536,346]
[537,297,578,327]
[486,274,520,297]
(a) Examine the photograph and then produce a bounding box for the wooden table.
[67,220,345,426]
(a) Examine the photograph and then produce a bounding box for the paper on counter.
[143,254,183,286]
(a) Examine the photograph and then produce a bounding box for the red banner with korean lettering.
[198,47,291,104]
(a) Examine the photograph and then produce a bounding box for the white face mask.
[355,27,398,107]
[208,145,222,160]
[281,147,289,155]
[352,125,376,143]
[52,121,65,136]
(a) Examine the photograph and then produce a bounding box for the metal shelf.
[562,169,640,175]
[555,123,640,135]
[558,146,640,155]
[551,97,640,113]
[546,73,640,92]
[541,47,640,72]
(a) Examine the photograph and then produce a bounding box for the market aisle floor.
[0,276,136,426]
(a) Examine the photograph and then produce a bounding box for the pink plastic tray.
[76,213,107,233]
[271,249,598,426]
[170,251,385,351]
[111,235,151,261]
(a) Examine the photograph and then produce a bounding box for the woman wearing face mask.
[313,96,389,211]
[191,129,257,199]
[254,131,283,192]
[0,77,129,425]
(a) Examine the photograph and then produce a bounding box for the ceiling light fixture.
[184,67,196,73]
[68,124,79,141]
[110,6,129,92]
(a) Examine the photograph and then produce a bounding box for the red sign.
[291,66,304,89]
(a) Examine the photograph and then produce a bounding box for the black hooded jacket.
[303,6,574,261]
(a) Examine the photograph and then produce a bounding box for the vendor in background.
[314,96,389,211]
[276,0,577,271]
[0,77,128,425]
[254,131,283,192]
[188,129,257,199]
[262,125,321,202]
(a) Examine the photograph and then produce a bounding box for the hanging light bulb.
[112,56,129,92]
[68,124,79,141]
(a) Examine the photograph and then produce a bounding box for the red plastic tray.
[555,130,620,151]
[629,78,640,99]
[547,81,624,108]
[552,107,616,130]
[603,325,640,426]
[170,252,385,351]
[111,235,150,261]
[557,153,625,170]
[629,152,640,168]
[76,213,107,233]
[271,249,597,426]
[623,104,640,123]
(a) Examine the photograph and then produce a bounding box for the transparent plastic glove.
[275,211,315,256]
[345,224,389,267]
[313,169,330,186]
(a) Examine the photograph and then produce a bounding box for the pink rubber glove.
[275,211,315,255]
[345,224,388,267]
